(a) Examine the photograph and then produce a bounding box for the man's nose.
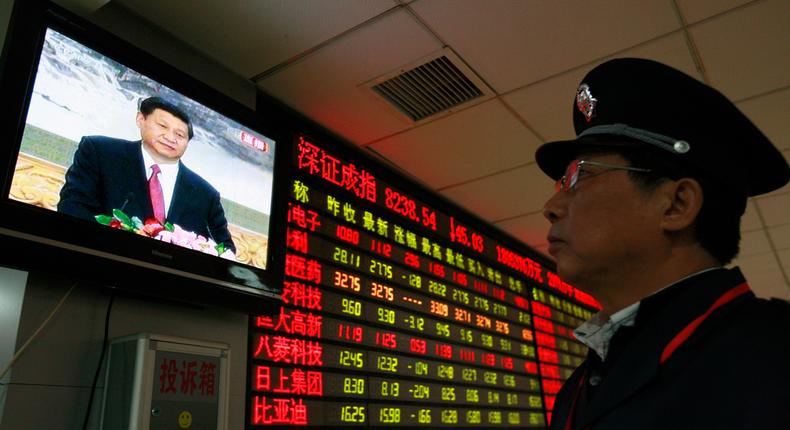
[542,191,566,224]
[163,130,178,142]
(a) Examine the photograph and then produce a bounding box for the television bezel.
[0,1,287,313]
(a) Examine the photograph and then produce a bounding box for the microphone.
[119,192,134,213]
[205,222,216,242]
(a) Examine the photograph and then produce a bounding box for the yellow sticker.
[178,411,192,429]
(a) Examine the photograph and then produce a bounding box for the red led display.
[247,137,598,428]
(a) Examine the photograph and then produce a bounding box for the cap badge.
[576,83,597,122]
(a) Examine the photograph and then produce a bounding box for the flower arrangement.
[95,209,235,260]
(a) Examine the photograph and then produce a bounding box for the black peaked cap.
[535,58,789,196]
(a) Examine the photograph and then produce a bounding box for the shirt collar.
[573,301,639,360]
[141,144,179,177]
[572,266,723,360]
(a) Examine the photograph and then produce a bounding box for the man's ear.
[135,112,145,129]
[660,177,704,232]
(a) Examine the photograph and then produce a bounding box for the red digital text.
[251,396,308,425]
[297,137,376,202]
[254,365,323,396]
[495,245,544,283]
[253,334,323,366]
[256,307,322,338]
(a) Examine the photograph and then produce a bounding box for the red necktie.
[149,164,165,223]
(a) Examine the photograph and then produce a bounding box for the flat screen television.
[0,2,286,311]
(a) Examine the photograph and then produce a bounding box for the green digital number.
[339,350,364,368]
[343,377,365,394]
[342,298,362,316]
[369,259,393,279]
[418,409,431,424]
[379,407,401,424]
[462,368,477,382]
[380,381,400,397]
[428,280,447,297]
[340,405,366,423]
[377,307,395,324]
[406,315,424,331]
[408,274,422,289]
[452,289,469,304]
[437,364,454,379]
[412,384,430,399]
[377,355,398,372]
[441,409,458,424]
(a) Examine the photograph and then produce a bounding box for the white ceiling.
[60,0,790,299]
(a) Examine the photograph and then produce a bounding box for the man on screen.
[58,96,235,253]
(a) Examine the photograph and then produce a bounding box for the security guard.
[538,58,790,429]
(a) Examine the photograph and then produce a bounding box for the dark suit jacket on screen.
[58,135,235,252]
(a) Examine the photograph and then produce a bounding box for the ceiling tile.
[755,191,790,228]
[741,200,761,232]
[674,0,751,24]
[779,248,790,274]
[601,31,700,77]
[738,229,772,258]
[762,150,790,198]
[494,211,551,248]
[410,0,680,93]
[768,223,790,251]
[503,68,587,143]
[689,0,790,101]
[737,87,790,152]
[114,0,397,77]
[438,164,553,222]
[369,99,542,188]
[730,252,789,299]
[504,31,699,143]
[256,8,443,144]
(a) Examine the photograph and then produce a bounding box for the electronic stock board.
[247,135,601,428]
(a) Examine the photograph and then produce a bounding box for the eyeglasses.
[555,160,652,192]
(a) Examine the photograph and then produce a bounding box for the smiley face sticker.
[177,411,192,429]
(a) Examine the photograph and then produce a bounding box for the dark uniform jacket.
[549,267,790,430]
[58,135,235,252]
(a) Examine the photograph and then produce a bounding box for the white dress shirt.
[573,266,723,361]
[141,145,180,218]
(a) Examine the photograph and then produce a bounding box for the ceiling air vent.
[367,50,490,122]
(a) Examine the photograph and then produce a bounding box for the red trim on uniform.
[563,282,750,430]
[660,282,750,364]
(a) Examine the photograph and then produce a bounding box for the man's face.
[136,108,190,163]
[543,153,664,294]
